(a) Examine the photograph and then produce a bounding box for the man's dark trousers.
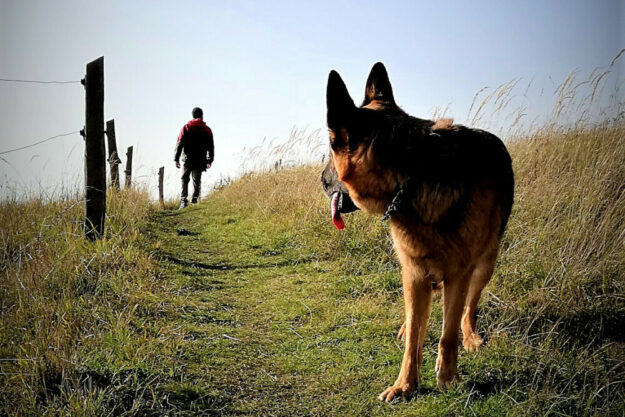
[181,166,203,202]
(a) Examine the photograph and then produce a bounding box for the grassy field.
[1,120,624,415]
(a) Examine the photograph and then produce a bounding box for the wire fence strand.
[0,131,81,155]
[0,78,81,84]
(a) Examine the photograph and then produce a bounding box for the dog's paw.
[396,322,406,341]
[378,381,414,403]
[436,367,459,390]
[462,333,483,352]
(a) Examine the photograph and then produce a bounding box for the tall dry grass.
[0,188,161,415]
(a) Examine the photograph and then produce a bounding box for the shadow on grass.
[177,228,200,236]
[62,368,240,415]
[155,251,315,272]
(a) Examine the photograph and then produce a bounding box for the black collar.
[382,177,412,221]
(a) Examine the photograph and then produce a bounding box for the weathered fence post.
[82,56,106,240]
[105,119,121,190]
[124,146,133,189]
[158,166,164,205]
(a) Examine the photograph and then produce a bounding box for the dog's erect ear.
[363,62,396,106]
[327,70,356,129]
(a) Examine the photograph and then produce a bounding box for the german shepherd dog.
[321,63,514,402]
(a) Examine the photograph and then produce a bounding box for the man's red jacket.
[174,118,214,169]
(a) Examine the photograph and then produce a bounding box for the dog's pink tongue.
[331,192,346,230]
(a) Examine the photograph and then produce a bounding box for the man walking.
[174,107,214,209]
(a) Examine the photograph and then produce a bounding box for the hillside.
[1,122,624,416]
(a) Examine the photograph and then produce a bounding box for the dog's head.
[321,62,401,229]
[321,157,359,230]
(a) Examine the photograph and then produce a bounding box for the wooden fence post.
[105,119,121,190]
[124,146,133,189]
[82,56,106,240]
[158,166,164,205]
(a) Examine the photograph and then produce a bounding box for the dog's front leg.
[379,263,432,402]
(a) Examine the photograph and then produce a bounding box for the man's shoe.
[191,197,198,204]
[179,199,188,209]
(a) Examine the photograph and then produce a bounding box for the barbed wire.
[0,78,81,84]
[0,131,80,155]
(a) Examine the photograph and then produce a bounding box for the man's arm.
[174,126,186,166]
[206,127,214,165]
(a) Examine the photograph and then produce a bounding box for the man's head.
[192,107,203,120]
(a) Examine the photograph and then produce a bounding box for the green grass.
[1,122,625,416]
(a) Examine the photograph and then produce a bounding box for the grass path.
[149,203,339,415]
[144,202,513,417]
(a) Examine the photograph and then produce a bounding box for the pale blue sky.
[0,0,623,199]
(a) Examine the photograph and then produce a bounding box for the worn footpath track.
[146,202,419,416]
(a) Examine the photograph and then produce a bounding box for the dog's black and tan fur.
[321,63,514,402]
